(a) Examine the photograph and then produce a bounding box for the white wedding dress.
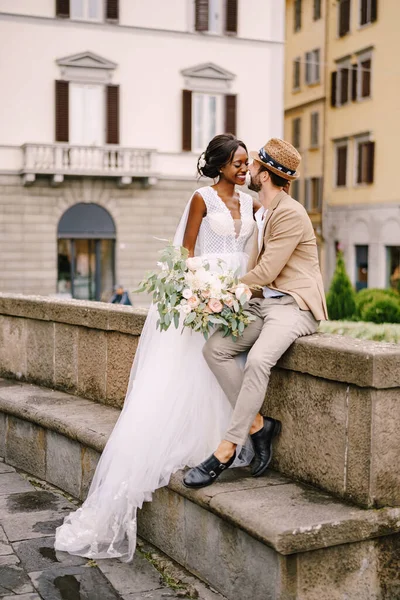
[55,186,255,561]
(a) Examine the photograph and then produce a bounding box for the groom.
[184,138,328,488]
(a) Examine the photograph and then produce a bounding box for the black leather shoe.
[183,452,236,489]
[250,417,281,478]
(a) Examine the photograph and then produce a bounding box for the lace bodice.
[195,186,255,256]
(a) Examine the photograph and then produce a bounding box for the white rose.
[186,257,203,271]
[180,304,192,315]
[235,284,252,302]
[182,288,193,299]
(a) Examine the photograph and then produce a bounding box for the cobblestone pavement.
[0,460,225,600]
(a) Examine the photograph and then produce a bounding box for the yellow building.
[285,0,400,291]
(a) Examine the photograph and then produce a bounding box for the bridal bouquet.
[136,245,256,341]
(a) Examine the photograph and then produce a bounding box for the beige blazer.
[241,190,328,321]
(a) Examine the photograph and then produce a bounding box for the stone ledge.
[0,379,400,558]
[0,293,147,335]
[1,294,399,388]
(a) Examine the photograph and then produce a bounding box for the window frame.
[359,0,377,27]
[293,57,301,91]
[356,50,373,101]
[313,0,322,21]
[70,0,104,22]
[334,139,349,188]
[335,58,351,107]
[305,49,321,86]
[294,0,302,32]
[310,112,320,149]
[191,92,224,154]
[354,134,375,186]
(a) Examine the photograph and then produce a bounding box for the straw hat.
[250,138,301,181]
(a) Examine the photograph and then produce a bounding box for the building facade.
[285,0,400,292]
[0,0,285,302]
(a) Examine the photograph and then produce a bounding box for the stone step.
[0,379,399,599]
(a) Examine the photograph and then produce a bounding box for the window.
[338,0,351,37]
[360,0,378,26]
[70,84,104,145]
[195,0,238,35]
[331,60,351,107]
[355,53,372,99]
[294,0,302,32]
[304,177,322,212]
[71,0,103,21]
[355,245,368,291]
[192,93,223,152]
[293,58,301,90]
[387,246,400,290]
[335,142,348,187]
[57,203,116,301]
[292,117,301,150]
[310,112,319,148]
[313,0,322,20]
[290,179,300,203]
[355,138,375,184]
[305,49,320,85]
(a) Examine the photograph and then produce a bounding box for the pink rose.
[208,298,223,313]
[201,290,211,300]
[235,284,252,302]
[223,296,234,308]
[187,296,200,309]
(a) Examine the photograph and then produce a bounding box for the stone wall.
[0,175,197,299]
[0,293,399,510]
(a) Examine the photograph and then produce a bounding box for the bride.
[55,133,259,562]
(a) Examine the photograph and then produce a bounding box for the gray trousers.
[203,296,319,446]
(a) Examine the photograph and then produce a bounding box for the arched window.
[57,203,116,301]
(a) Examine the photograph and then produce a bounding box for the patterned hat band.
[258,147,297,177]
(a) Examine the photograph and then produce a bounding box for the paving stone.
[13,536,88,572]
[122,591,189,599]
[0,554,34,595]
[29,565,122,599]
[0,463,15,474]
[1,594,41,600]
[97,554,163,594]
[0,524,13,556]
[0,472,34,496]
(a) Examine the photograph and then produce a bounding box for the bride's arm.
[182,192,207,257]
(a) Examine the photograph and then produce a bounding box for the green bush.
[355,287,400,317]
[361,297,400,324]
[326,251,357,320]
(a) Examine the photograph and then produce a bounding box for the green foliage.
[319,320,400,343]
[326,251,357,320]
[361,297,400,324]
[355,287,400,316]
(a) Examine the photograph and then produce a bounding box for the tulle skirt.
[54,252,251,561]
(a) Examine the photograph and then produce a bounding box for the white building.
[0,0,284,301]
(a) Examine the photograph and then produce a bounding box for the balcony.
[21,143,156,186]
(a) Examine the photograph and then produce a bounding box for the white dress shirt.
[254,207,284,299]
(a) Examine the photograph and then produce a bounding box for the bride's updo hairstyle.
[197,134,247,179]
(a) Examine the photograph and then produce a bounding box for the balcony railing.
[21,143,156,185]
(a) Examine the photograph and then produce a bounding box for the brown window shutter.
[366,141,375,183]
[371,0,378,22]
[56,0,70,17]
[340,68,349,104]
[361,59,371,98]
[331,71,337,107]
[339,0,350,37]
[304,178,311,212]
[225,0,238,34]
[360,0,368,25]
[106,85,119,144]
[106,0,119,21]
[55,80,69,142]
[225,94,237,136]
[351,64,358,101]
[318,177,323,211]
[195,0,209,32]
[337,146,347,186]
[182,90,192,152]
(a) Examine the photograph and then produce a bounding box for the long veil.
[55,194,253,562]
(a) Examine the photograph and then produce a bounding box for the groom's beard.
[248,175,262,193]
